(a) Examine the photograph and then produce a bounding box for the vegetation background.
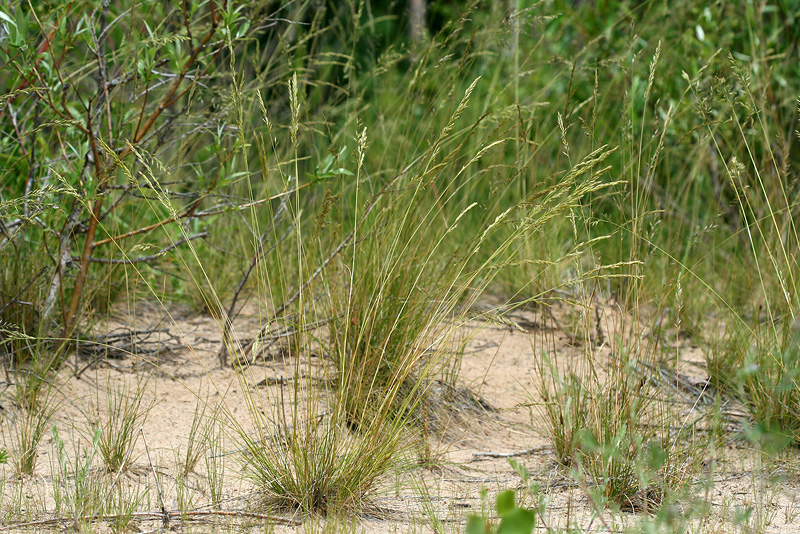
[0,0,799,532]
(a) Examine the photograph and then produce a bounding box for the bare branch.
[73,232,208,264]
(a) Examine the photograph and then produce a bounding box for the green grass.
[90,374,151,473]
[1,0,799,531]
[50,426,106,528]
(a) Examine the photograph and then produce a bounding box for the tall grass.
[1,0,799,529]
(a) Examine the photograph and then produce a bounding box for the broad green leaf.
[465,515,487,534]
[496,490,515,517]
[497,508,535,534]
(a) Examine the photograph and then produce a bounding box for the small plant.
[737,335,800,450]
[8,383,56,476]
[238,410,408,515]
[535,355,590,466]
[204,413,225,509]
[9,409,46,476]
[707,317,800,454]
[537,338,703,513]
[91,376,150,472]
[466,489,536,534]
[577,423,651,511]
[104,483,146,533]
[51,426,106,529]
[179,400,208,478]
[175,454,197,521]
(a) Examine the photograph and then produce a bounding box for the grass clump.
[239,415,406,515]
[228,64,618,514]
[90,375,151,473]
[6,398,53,477]
[203,411,226,509]
[325,162,471,431]
[541,363,702,513]
[740,341,800,449]
[536,307,706,513]
[710,323,800,452]
[4,361,59,476]
[537,355,590,467]
[50,426,105,528]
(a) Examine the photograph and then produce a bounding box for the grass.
[50,426,105,528]
[90,373,151,472]
[203,409,226,509]
[5,361,58,476]
[6,398,53,477]
[536,321,705,513]
[0,0,799,531]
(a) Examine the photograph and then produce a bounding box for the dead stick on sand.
[0,510,302,529]
[472,445,551,460]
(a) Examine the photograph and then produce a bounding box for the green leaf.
[465,515,488,534]
[497,508,535,534]
[508,458,529,482]
[236,20,251,39]
[0,10,16,27]
[496,490,515,517]
[143,20,155,39]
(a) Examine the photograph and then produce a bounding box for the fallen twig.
[242,316,333,363]
[0,509,302,530]
[471,445,552,460]
[73,327,180,378]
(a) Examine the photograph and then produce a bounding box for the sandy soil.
[1,298,799,533]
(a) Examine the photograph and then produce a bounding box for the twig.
[631,358,716,406]
[72,231,208,264]
[239,234,350,360]
[0,510,302,530]
[91,187,302,249]
[73,327,177,378]
[0,7,58,122]
[59,98,109,348]
[90,146,235,249]
[471,445,551,460]
[41,199,83,327]
[92,0,113,149]
[219,196,291,365]
[0,267,47,315]
[190,185,311,218]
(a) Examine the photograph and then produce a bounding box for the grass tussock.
[90,374,151,473]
